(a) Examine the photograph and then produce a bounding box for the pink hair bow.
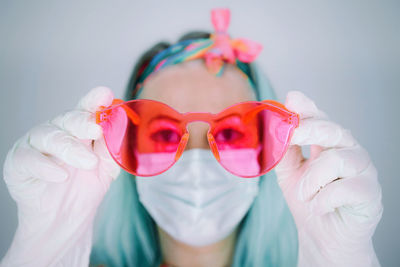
[205,8,263,75]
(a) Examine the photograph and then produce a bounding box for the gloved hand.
[275,91,383,267]
[1,87,120,267]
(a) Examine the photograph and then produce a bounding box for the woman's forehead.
[138,60,256,113]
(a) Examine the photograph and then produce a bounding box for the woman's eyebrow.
[147,112,243,125]
[147,115,181,125]
[214,113,242,123]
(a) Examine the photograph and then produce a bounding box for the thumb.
[274,144,304,183]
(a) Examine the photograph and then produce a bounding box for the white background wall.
[1,0,399,265]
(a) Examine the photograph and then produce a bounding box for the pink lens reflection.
[135,151,178,176]
[259,108,296,173]
[99,106,128,163]
[213,103,297,178]
[99,100,185,177]
[218,148,261,176]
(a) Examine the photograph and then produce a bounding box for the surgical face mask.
[136,148,260,247]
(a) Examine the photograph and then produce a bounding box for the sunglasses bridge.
[173,112,221,163]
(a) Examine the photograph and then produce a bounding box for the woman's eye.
[214,128,244,143]
[151,129,181,143]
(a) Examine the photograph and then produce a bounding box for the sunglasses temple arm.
[243,102,299,127]
[96,99,141,125]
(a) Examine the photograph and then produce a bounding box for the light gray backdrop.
[1,0,399,266]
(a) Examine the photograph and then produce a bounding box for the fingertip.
[78,86,114,112]
[340,129,358,148]
[54,110,103,140]
[285,91,326,119]
[285,91,314,110]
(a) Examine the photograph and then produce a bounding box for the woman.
[1,8,382,267]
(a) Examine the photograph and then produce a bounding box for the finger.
[51,110,102,140]
[4,142,69,184]
[299,145,372,201]
[310,163,381,217]
[275,145,305,187]
[291,118,357,148]
[28,123,98,170]
[285,91,328,120]
[77,86,114,113]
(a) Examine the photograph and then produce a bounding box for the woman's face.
[138,59,257,150]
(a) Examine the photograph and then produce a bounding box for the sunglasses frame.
[96,98,299,178]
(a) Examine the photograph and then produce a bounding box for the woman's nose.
[185,122,210,150]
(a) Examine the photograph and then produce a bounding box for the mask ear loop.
[242,101,299,128]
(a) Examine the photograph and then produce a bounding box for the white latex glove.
[1,87,120,267]
[275,91,383,267]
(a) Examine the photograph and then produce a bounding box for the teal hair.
[90,56,298,266]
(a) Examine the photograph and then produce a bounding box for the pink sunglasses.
[96,98,299,178]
